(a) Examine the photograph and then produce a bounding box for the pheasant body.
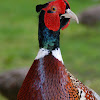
[18,53,79,99]
[17,53,98,100]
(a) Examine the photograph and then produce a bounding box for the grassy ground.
[0,0,100,99]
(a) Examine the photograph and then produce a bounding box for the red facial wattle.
[44,12,60,31]
[43,0,68,31]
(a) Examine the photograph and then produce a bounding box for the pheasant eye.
[51,6,56,11]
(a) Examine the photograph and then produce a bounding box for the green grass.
[0,0,100,99]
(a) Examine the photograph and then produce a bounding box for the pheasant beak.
[61,8,79,24]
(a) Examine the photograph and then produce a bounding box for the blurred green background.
[0,0,100,99]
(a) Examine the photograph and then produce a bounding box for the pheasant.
[17,0,100,99]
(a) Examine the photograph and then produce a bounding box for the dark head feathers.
[36,3,49,12]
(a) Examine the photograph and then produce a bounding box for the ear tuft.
[36,5,43,12]
[36,3,49,13]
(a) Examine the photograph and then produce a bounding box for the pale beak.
[61,8,79,24]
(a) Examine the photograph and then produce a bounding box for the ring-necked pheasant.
[17,0,100,99]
